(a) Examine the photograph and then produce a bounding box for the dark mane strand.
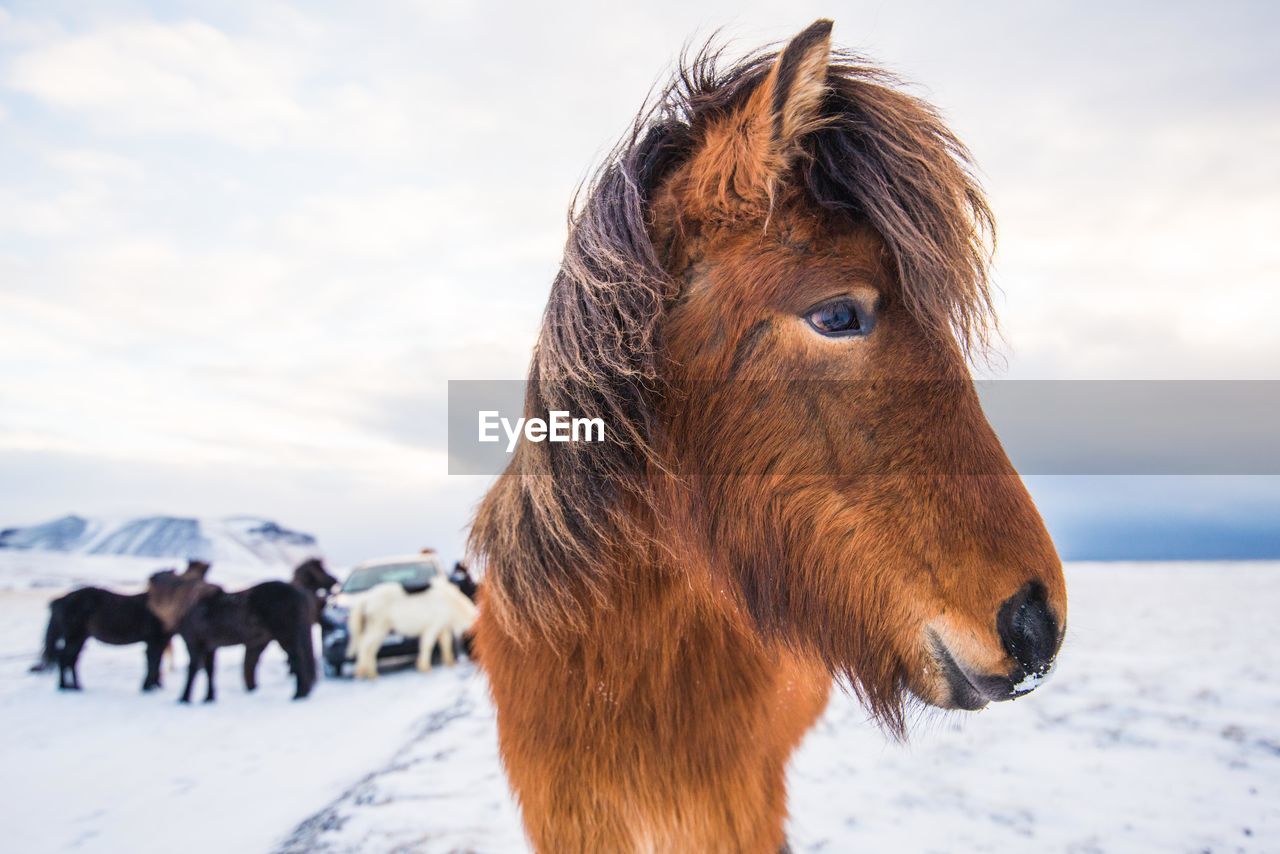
[804,51,996,354]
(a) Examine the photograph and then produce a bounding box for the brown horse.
[470,20,1067,853]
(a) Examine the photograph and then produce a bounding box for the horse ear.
[767,19,834,154]
[687,20,832,211]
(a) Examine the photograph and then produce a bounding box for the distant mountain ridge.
[0,514,321,569]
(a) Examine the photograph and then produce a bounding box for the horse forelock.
[470,33,996,651]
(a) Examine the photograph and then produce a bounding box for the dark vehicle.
[320,553,443,677]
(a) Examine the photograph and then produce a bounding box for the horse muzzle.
[928,582,1063,710]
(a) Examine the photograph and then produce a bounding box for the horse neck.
[482,473,804,713]
[484,533,828,853]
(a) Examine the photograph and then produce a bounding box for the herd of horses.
[30,557,480,703]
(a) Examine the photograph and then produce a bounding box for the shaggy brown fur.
[471,20,1066,852]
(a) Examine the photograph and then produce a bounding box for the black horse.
[32,559,210,692]
[148,568,317,703]
[242,558,337,692]
[448,561,478,602]
[35,589,168,692]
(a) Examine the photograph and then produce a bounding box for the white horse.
[346,579,478,679]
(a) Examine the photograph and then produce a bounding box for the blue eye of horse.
[805,299,870,337]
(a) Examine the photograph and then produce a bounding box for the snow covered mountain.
[0,514,321,569]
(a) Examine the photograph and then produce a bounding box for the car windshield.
[342,561,439,593]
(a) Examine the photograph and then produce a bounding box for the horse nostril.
[996,582,1059,677]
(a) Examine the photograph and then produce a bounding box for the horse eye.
[805,299,871,337]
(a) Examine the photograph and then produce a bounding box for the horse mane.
[470,35,996,639]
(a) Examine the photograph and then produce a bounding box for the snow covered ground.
[0,587,466,853]
[1,561,1278,852]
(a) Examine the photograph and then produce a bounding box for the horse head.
[184,559,211,579]
[477,19,1066,732]
[293,558,339,596]
[646,22,1066,724]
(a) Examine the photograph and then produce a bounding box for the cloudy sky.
[1,1,1278,566]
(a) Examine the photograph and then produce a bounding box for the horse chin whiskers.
[828,666,912,739]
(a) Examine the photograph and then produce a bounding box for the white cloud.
[7,21,307,148]
[44,147,143,179]
[0,186,113,238]
[4,17,495,156]
[278,187,482,260]
[988,111,1280,379]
